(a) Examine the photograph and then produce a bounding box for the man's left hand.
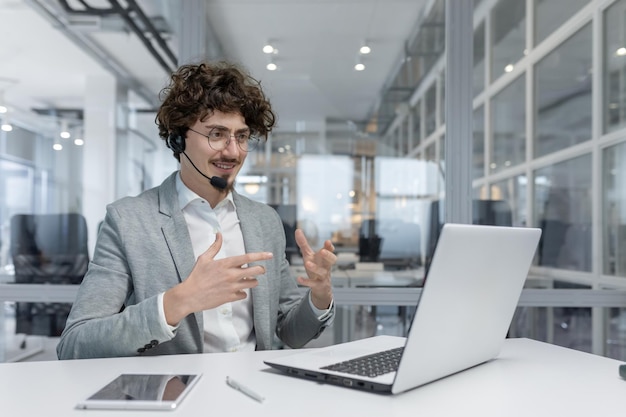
[294,228,336,310]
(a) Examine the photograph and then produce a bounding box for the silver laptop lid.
[392,223,541,393]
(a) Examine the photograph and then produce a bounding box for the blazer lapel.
[157,172,203,336]
[234,192,271,348]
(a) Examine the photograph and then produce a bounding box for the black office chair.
[10,213,89,336]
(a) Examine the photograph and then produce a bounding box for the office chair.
[10,213,89,337]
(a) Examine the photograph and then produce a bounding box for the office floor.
[4,303,624,362]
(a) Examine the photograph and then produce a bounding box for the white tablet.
[76,373,202,411]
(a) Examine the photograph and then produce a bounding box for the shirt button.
[220,308,229,315]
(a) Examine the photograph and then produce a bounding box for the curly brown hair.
[156,61,276,161]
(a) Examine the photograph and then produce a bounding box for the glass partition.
[490,75,526,174]
[534,0,589,46]
[604,0,626,133]
[491,0,526,82]
[603,141,626,277]
[534,23,592,158]
[534,155,592,271]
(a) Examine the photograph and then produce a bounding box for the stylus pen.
[226,376,265,403]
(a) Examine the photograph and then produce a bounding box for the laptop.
[264,223,542,394]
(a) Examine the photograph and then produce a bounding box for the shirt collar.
[175,171,235,211]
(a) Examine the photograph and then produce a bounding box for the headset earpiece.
[167,132,185,153]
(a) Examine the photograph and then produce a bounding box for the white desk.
[0,338,623,416]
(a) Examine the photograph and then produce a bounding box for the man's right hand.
[163,232,273,326]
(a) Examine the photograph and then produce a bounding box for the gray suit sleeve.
[57,205,175,359]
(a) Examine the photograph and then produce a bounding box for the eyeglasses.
[188,127,260,152]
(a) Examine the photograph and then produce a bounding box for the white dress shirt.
[156,173,331,353]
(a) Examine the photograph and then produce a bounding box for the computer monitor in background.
[269,204,298,262]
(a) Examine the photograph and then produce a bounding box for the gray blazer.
[57,172,332,359]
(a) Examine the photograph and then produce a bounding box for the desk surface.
[0,338,623,416]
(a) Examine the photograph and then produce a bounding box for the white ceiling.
[0,0,427,135]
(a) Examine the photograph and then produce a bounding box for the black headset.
[165,130,228,190]
[166,131,185,153]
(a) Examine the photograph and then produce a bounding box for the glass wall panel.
[474,21,485,97]
[296,155,354,249]
[439,70,445,125]
[411,101,421,149]
[511,303,592,354]
[473,105,485,180]
[534,154,592,271]
[425,142,437,163]
[534,23,592,158]
[603,141,626,277]
[604,0,626,133]
[491,174,527,227]
[401,118,410,155]
[375,157,441,268]
[425,83,437,137]
[491,0,526,82]
[534,0,589,46]
[490,75,526,174]
[607,307,626,360]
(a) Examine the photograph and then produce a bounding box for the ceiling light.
[53,134,63,150]
[0,88,11,114]
[1,110,12,131]
[0,91,7,113]
[59,119,71,139]
[266,54,278,71]
[263,41,275,54]
[359,40,371,55]
[616,47,626,56]
[504,64,514,73]
[354,54,365,71]
[73,126,84,145]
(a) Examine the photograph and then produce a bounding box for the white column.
[82,75,117,257]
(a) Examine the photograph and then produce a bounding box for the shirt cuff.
[308,292,334,321]
[158,292,179,336]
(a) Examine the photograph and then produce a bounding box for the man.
[56,61,337,359]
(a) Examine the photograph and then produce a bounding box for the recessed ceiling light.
[360,45,371,54]
[263,41,275,54]
[266,62,277,71]
[354,63,365,71]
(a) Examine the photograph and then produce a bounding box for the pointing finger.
[295,228,314,257]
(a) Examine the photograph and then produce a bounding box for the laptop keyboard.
[320,347,404,378]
